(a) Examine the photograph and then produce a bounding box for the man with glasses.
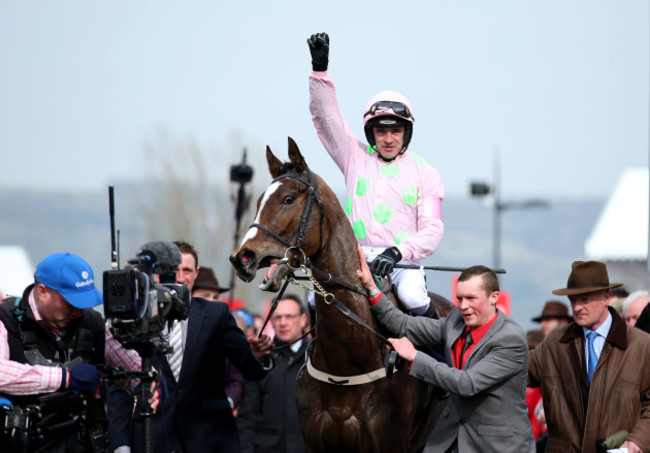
[307,32,445,317]
[237,294,309,453]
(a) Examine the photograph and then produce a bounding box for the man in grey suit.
[356,245,534,453]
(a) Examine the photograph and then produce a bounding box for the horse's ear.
[267,146,283,179]
[287,137,309,175]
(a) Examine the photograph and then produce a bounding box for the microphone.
[130,241,182,274]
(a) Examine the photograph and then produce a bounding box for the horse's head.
[230,137,326,292]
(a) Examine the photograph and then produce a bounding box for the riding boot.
[419,302,439,319]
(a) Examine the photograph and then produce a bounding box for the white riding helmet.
[363,90,414,150]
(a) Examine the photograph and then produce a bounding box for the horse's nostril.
[236,250,255,267]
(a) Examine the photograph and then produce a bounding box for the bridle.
[250,169,369,297]
[248,169,324,336]
[250,170,324,258]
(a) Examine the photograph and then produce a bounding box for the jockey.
[307,32,445,316]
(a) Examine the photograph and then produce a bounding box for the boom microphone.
[130,241,182,274]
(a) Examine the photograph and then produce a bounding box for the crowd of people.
[1,30,650,453]
[2,242,649,453]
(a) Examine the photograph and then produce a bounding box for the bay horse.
[230,137,450,453]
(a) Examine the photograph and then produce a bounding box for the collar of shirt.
[582,311,612,359]
[290,339,303,353]
[453,311,499,368]
[28,288,42,321]
[29,288,62,334]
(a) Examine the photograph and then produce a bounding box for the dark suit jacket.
[371,296,535,453]
[635,301,650,334]
[110,297,270,453]
[237,340,308,453]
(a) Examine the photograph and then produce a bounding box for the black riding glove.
[370,247,402,277]
[307,32,329,72]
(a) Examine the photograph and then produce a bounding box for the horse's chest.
[297,381,386,427]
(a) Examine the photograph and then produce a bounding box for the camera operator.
[110,241,273,453]
[0,252,144,452]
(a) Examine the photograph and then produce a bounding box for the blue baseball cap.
[232,309,254,327]
[34,253,103,309]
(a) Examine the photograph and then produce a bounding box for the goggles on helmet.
[364,101,412,120]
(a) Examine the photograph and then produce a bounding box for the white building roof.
[0,246,34,298]
[585,167,648,260]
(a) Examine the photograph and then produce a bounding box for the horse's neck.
[315,216,360,290]
[310,217,385,371]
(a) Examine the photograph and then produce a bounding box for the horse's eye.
[282,195,296,205]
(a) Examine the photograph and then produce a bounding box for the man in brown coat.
[529,261,650,453]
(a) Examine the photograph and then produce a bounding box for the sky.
[1,1,648,201]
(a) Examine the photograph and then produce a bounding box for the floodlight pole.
[229,148,254,308]
[471,149,549,270]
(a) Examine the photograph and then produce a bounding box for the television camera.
[103,241,190,352]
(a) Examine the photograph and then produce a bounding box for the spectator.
[307,32,444,316]
[528,302,571,450]
[609,287,629,315]
[356,245,534,452]
[531,300,573,336]
[529,260,650,452]
[238,294,309,453]
[622,290,649,327]
[635,299,650,334]
[525,329,547,452]
[233,309,258,340]
[192,266,230,302]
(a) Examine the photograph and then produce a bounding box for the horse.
[230,137,451,453]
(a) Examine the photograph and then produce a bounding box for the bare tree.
[135,127,274,315]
